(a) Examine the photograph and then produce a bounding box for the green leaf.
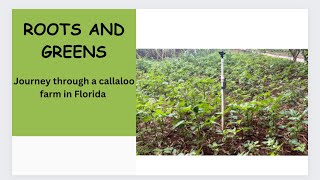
[172,120,185,129]
[193,106,199,113]
[289,138,299,146]
[142,116,152,122]
[163,147,174,154]
[293,144,306,153]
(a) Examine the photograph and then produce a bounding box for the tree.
[301,49,308,63]
[289,49,301,62]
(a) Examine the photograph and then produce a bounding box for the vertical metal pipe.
[221,57,225,130]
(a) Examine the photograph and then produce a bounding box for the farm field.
[136,50,308,156]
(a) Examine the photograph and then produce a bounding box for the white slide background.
[13,9,308,175]
[136,9,308,49]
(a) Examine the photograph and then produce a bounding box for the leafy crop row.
[136,50,308,155]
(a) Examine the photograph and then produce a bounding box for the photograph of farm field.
[136,49,308,156]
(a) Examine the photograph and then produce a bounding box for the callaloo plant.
[260,96,282,137]
[194,78,215,100]
[229,100,261,128]
[220,128,238,143]
[289,138,307,154]
[281,109,308,139]
[208,142,222,155]
[241,141,261,155]
[263,138,283,156]
[191,105,205,145]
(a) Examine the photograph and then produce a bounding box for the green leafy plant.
[136,50,308,156]
[240,141,261,155]
[263,138,283,155]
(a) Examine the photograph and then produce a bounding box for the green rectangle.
[12,9,136,136]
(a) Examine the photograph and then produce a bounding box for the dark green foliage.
[136,51,308,156]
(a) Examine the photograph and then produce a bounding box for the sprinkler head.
[219,51,225,58]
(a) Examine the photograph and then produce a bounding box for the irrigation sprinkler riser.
[221,57,225,130]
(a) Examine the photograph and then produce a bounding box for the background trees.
[289,49,301,62]
[137,49,309,63]
[301,49,308,63]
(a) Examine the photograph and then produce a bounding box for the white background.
[1,0,318,180]
[137,9,307,49]
[12,9,308,176]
